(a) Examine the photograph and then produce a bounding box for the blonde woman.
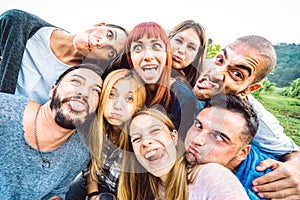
[118,108,250,200]
[67,69,146,200]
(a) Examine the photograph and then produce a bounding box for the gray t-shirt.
[0,93,90,199]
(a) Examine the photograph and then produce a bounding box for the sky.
[1,0,300,46]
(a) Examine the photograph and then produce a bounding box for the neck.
[24,101,75,151]
[50,30,83,65]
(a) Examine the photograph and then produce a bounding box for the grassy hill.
[257,94,300,146]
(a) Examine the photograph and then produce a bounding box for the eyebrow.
[221,48,252,76]
[195,117,232,143]
[214,130,232,143]
[72,74,102,90]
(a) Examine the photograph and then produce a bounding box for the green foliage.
[258,94,300,146]
[281,78,300,99]
[252,78,276,100]
[206,44,221,59]
[267,43,300,87]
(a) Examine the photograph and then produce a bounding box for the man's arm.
[252,150,300,199]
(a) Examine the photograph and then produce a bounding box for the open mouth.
[67,99,87,112]
[141,65,159,80]
[196,78,219,90]
[144,148,164,161]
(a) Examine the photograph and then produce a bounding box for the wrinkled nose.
[190,130,209,146]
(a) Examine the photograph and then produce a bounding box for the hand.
[252,158,300,199]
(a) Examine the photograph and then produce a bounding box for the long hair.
[125,22,173,109]
[88,68,146,181]
[118,108,188,200]
[169,20,207,86]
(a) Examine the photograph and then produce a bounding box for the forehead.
[224,43,264,76]
[173,28,200,44]
[198,107,246,138]
[130,114,163,130]
[62,68,102,83]
[113,78,136,91]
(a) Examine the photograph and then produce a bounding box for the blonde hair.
[87,68,146,181]
[118,108,188,200]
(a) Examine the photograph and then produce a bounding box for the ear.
[236,145,251,161]
[94,22,106,27]
[49,85,57,99]
[171,130,178,145]
[240,82,262,96]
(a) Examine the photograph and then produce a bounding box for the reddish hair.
[126,22,172,108]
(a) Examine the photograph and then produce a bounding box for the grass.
[257,94,300,146]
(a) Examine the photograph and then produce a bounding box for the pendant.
[42,159,50,168]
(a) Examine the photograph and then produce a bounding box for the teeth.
[142,66,157,71]
[145,150,156,159]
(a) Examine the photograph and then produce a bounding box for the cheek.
[158,53,167,65]
[187,51,197,63]
[125,104,136,119]
[131,54,142,68]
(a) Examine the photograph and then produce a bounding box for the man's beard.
[50,89,88,129]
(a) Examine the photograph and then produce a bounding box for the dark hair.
[205,94,259,144]
[106,23,128,37]
[55,63,103,85]
[169,20,207,87]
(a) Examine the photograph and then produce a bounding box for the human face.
[185,107,246,171]
[130,114,177,182]
[170,28,200,70]
[104,79,136,126]
[73,26,127,61]
[130,37,167,84]
[50,68,102,129]
[193,42,263,100]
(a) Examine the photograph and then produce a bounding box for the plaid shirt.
[97,138,123,194]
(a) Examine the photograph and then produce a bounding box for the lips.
[172,55,183,63]
[196,77,219,90]
[66,99,87,112]
[144,148,164,162]
[111,112,123,119]
[141,65,159,80]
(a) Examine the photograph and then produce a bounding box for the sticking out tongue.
[68,101,86,112]
[143,67,158,80]
[145,149,164,161]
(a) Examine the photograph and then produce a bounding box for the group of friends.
[0,9,299,200]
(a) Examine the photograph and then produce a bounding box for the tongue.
[143,68,158,80]
[148,149,164,161]
[69,101,86,112]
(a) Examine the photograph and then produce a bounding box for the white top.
[15,27,70,104]
[188,163,249,200]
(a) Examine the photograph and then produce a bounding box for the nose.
[143,48,155,61]
[113,97,124,110]
[75,85,89,97]
[141,135,154,146]
[204,60,226,83]
[176,44,186,55]
[190,130,209,146]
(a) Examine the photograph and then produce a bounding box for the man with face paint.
[190,35,300,199]
[0,64,103,200]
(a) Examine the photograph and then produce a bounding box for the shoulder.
[0,93,28,113]
[189,163,249,199]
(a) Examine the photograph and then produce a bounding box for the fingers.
[256,188,300,200]
[253,164,285,186]
[255,158,279,172]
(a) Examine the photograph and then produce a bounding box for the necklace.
[34,105,51,168]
